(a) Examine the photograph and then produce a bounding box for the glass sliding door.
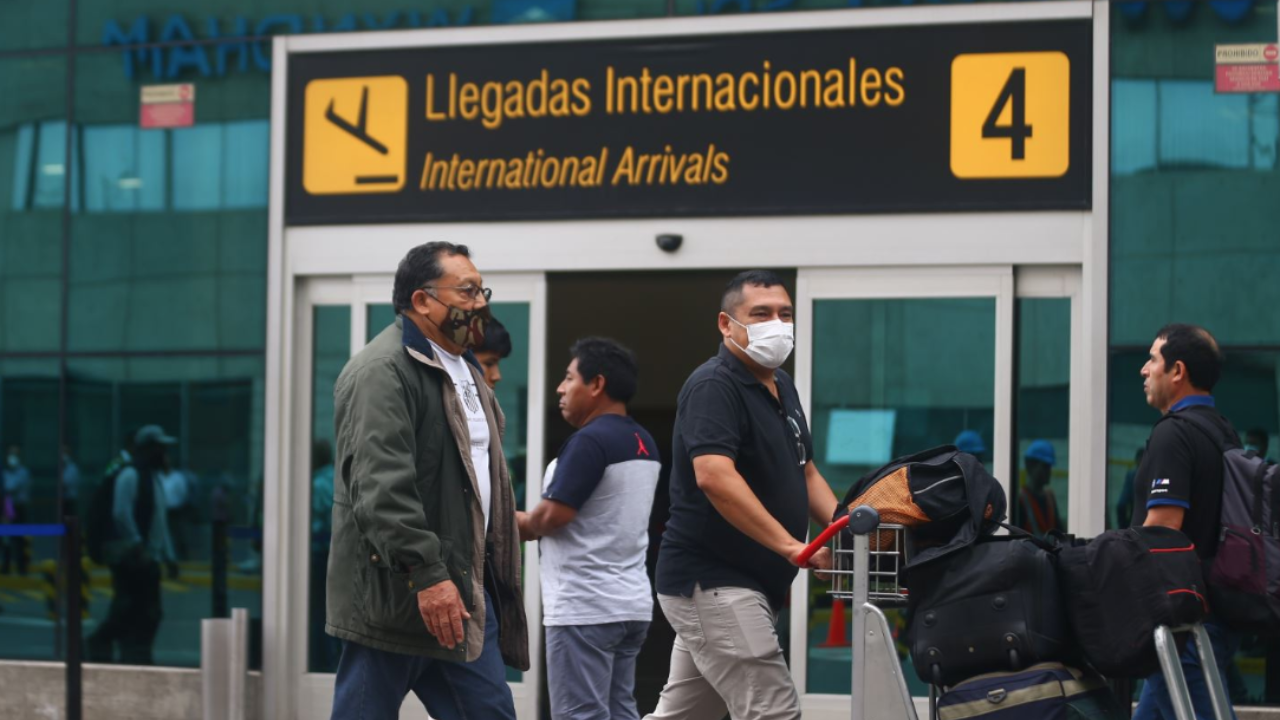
[791,267,1014,719]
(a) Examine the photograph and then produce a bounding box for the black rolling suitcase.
[906,529,1070,687]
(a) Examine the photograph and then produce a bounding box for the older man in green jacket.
[327,241,528,720]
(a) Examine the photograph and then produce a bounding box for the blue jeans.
[330,589,516,720]
[1134,620,1240,720]
[546,621,650,720]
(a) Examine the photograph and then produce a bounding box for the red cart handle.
[796,513,849,567]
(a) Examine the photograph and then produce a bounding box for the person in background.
[954,429,987,459]
[89,425,178,665]
[1015,440,1061,536]
[474,317,524,503]
[309,440,339,672]
[2,444,32,575]
[1244,427,1271,462]
[519,337,661,720]
[473,316,513,390]
[1116,447,1143,530]
[160,453,196,565]
[106,432,135,479]
[61,444,81,520]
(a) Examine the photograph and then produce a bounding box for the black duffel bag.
[906,528,1070,687]
[1055,525,1207,679]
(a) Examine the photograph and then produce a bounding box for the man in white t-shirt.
[518,337,661,720]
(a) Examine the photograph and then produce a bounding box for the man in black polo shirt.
[646,270,837,720]
[1131,324,1240,720]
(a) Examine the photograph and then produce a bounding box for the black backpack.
[837,445,1007,567]
[1055,526,1207,678]
[1169,410,1280,636]
[84,460,128,564]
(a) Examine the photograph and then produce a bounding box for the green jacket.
[325,316,529,669]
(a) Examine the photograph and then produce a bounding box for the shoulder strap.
[1164,409,1231,453]
[1169,410,1267,530]
[997,522,1059,553]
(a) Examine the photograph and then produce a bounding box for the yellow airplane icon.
[326,86,389,156]
[304,76,408,194]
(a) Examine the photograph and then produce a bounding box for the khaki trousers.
[645,584,801,720]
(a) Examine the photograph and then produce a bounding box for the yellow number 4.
[950,52,1070,179]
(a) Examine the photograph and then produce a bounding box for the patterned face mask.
[435,303,492,350]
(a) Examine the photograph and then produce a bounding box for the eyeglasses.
[421,285,493,303]
[787,416,807,467]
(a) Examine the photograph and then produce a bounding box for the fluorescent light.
[117,178,143,190]
[42,164,65,175]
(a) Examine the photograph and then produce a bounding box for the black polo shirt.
[1131,396,1239,559]
[656,344,814,610]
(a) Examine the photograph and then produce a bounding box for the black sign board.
[285,19,1091,225]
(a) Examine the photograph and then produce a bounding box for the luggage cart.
[1153,624,1232,720]
[799,505,918,720]
[800,506,1232,720]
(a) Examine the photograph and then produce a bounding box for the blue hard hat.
[954,430,986,455]
[1026,439,1057,467]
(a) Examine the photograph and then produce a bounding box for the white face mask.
[5,455,18,469]
[728,315,795,369]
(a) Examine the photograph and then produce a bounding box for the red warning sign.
[140,84,196,129]
[1216,63,1280,93]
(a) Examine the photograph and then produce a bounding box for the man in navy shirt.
[646,270,837,720]
[1131,324,1240,720]
[519,338,661,720]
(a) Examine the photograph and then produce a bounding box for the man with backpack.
[1130,324,1240,720]
[87,425,177,665]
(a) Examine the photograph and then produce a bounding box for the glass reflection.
[806,297,995,694]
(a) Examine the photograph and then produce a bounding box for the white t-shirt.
[429,340,492,531]
[160,469,189,510]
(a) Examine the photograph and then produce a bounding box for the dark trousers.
[330,589,517,720]
[167,505,198,561]
[2,504,29,575]
[89,557,162,665]
[308,545,340,672]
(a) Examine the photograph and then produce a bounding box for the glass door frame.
[790,265,1015,719]
[1014,266,1090,536]
[288,273,548,720]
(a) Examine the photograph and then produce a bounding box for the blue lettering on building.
[1117,0,1255,24]
[105,0,1256,81]
[702,0,1258,20]
[103,9,479,80]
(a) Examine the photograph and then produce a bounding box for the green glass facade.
[1108,0,1280,705]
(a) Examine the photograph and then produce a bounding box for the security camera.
[656,234,683,253]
